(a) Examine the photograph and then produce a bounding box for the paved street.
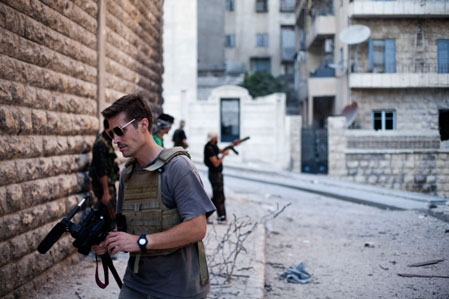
[223,176,449,298]
[31,172,449,299]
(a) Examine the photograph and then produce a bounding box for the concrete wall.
[0,1,163,297]
[328,117,449,198]
[162,0,197,141]
[197,0,225,72]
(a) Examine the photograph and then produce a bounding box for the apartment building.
[197,0,296,89]
[296,0,449,196]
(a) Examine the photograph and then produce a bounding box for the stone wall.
[328,117,449,198]
[0,0,163,297]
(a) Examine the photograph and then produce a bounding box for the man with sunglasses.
[89,119,120,214]
[93,94,215,299]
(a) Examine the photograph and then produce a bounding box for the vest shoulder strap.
[143,147,190,171]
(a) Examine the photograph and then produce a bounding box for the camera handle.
[95,253,123,289]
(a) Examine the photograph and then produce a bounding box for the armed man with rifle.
[204,132,249,224]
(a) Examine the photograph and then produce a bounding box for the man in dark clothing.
[203,132,234,223]
[89,119,120,212]
[172,120,188,148]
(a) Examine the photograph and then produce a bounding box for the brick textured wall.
[0,0,163,297]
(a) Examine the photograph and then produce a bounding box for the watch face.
[138,238,146,245]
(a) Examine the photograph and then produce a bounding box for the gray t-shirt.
[117,152,215,299]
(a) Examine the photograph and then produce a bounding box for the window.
[280,0,295,12]
[220,98,240,142]
[372,110,396,131]
[250,57,271,73]
[226,0,234,11]
[281,26,295,62]
[256,33,269,48]
[437,40,449,73]
[256,0,268,12]
[439,110,449,141]
[368,39,396,73]
[225,35,235,48]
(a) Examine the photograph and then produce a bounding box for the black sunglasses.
[107,118,136,139]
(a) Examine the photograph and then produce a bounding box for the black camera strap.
[95,254,123,289]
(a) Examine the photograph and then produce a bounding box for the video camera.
[38,196,124,288]
[37,196,111,255]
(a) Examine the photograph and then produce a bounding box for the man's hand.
[101,190,111,206]
[104,231,140,255]
[222,149,229,157]
[92,242,107,255]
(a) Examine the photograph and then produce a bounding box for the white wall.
[162,0,197,144]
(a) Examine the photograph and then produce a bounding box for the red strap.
[95,254,109,289]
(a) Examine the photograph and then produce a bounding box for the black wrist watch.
[137,234,148,253]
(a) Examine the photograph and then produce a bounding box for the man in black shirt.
[203,132,231,223]
[89,119,120,212]
[172,120,188,148]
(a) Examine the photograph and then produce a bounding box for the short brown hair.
[101,94,153,132]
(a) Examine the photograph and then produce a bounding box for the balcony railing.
[351,63,449,74]
[349,63,449,88]
[349,0,449,17]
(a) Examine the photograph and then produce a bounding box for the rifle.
[222,136,250,155]
[37,196,123,289]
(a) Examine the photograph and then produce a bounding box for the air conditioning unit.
[324,38,334,53]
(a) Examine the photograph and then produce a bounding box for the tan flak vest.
[120,147,208,285]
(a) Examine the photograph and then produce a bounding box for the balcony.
[306,15,336,48]
[308,67,336,96]
[349,64,449,88]
[349,0,449,18]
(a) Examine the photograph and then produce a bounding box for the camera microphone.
[37,221,67,254]
[37,197,87,254]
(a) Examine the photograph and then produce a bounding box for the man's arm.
[104,214,207,255]
[209,149,229,167]
[99,175,111,205]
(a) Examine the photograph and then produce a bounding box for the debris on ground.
[407,259,445,267]
[278,262,312,284]
[397,273,449,279]
[364,242,375,248]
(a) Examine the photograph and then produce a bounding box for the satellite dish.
[341,102,358,128]
[339,25,371,45]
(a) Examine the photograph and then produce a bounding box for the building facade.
[197,0,297,94]
[296,0,449,197]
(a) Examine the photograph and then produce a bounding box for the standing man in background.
[89,119,120,216]
[203,132,232,224]
[172,120,188,148]
[152,113,174,147]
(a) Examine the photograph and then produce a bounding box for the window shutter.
[384,39,396,73]
[368,39,374,71]
[437,40,449,73]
